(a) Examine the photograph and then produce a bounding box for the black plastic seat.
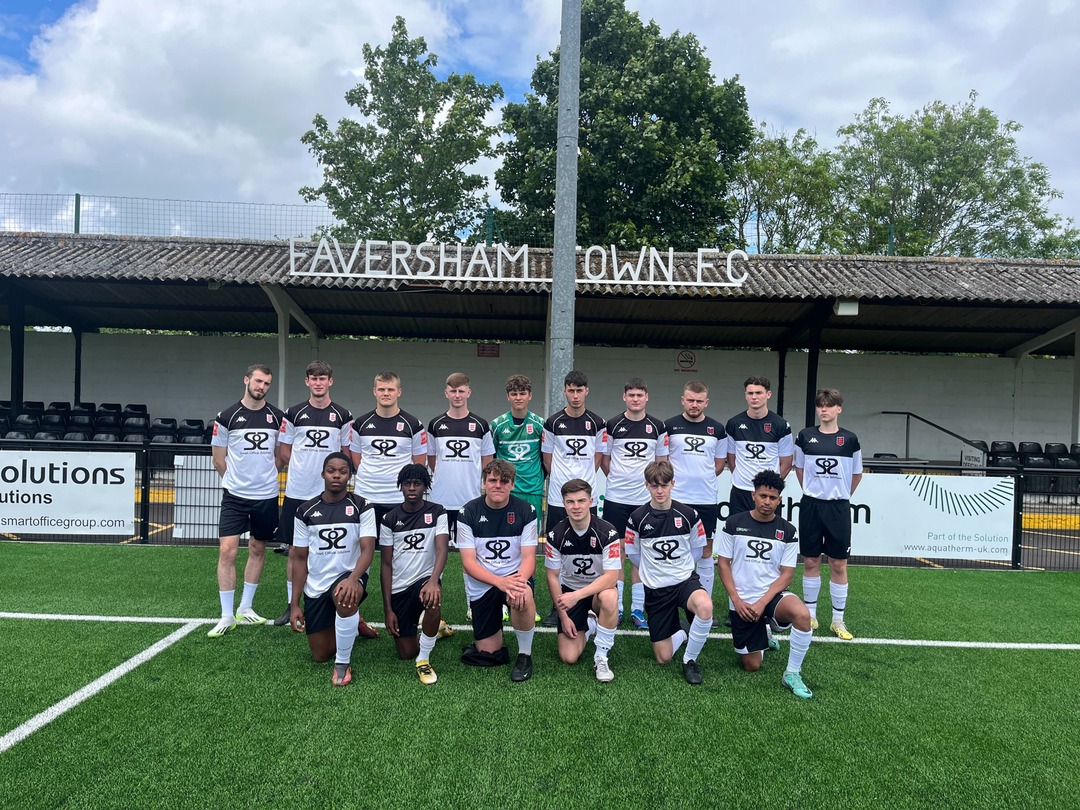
[1054,457,1080,494]
[179,434,207,445]
[63,431,90,442]
[98,402,122,413]
[92,432,121,442]
[68,414,94,432]
[1022,456,1053,493]
[989,454,1020,468]
[1018,441,1042,456]
[41,412,67,432]
[74,402,96,413]
[95,413,121,431]
[48,401,72,412]
[123,433,148,444]
[124,403,149,415]
[21,401,45,414]
[4,430,32,440]
[968,440,989,453]
[122,416,150,435]
[14,413,40,431]
[1044,442,1068,458]
[33,431,62,441]
[990,441,1016,455]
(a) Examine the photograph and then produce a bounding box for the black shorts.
[730,591,796,654]
[371,503,397,527]
[390,575,438,638]
[799,497,852,560]
[726,487,755,518]
[276,496,305,545]
[557,585,593,635]
[445,510,460,545]
[545,504,597,535]
[601,500,643,538]
[644,572,704,643]
[302,571,370,636]
[219,490,279,541]
[687,503,719,541]
[470,579,534,642]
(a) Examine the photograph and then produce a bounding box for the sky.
[1,0,1078,236]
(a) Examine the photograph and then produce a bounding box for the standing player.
[600,377,668,629]
[545,479,621,682]
[667,380,726,605]
[427,372,494,542]
[273,360,358,629]
[541,370,604,624]
[349,371,428,526]
[491,374,546,532]
[207,364,285,638]
[624,460,714,685]
[726,376,793,517]
[717,470,815,699]
[379,464,450,685]
[288,453,377,687]
[458,460,539,682]
[794,388,863,640]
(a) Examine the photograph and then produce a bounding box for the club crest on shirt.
[396,422,404,431]
[469,422,475,432]
[837,436,845,446]
[507,512,515,525]
[775,529,784,540]
[267,414,274,424]
[707,426,715,435]
[424,513,433,525]
[590,537,597,548]
[345,505,355,516]
[526,424,534,434]
[674,517,683,529]
[585,421,592,430]
[764,423,772,433]
[646,424,653,434]
[329,413,336,422]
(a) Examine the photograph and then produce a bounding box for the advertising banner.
[0,450,136,535]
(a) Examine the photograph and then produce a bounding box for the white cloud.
[1,0,1077,231]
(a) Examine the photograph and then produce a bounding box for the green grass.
[2,542,1079,808]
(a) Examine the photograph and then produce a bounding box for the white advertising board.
[0,450,136,535]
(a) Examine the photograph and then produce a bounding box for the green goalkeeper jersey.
[491,410,546,496]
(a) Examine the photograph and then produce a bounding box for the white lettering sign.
[288,238,750,288]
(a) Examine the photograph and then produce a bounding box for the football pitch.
[3,543,1079,809]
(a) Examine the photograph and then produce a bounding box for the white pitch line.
[0,621,201,755]
[0,612,213,625]
[2,613,1078,651]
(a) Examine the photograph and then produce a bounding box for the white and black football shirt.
[725,410,793,492]
[379,501,448,593]
[279,401,353,500]
[602,414,669,504]
[349,409,428,504]
[545,516,622,591]
[718,510,799,607]
[457,495,538,602]
[542,409,605,507]
[624,501,705,589]
[794,427,863,500]
[666,414,726,504]
[293,492,376,598]
[427,412,495,510]
[212,400,285,499]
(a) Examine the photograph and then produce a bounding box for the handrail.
[881,410,986,458]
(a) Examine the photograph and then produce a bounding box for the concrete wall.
[1,328,1073,459]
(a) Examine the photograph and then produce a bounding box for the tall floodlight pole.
[546,0,581,415]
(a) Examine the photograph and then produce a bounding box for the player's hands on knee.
[334,577,362,610]
[555,591,579,612]
[560,613,577,638]
[420,582,441,609]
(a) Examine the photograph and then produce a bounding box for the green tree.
[300,17,502,243]
[496,0,752,250]
[833,93,1080,258]
[730,124,839,254]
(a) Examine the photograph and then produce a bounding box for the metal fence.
[1,193,338,241]
[3,441,1079,571]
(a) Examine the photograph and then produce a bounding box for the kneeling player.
[624,460,713,685]
[289,452,377,687]
[379,464,450,685]
[545,479,621,682]
[717,470,814,699]
[458,460,539,682]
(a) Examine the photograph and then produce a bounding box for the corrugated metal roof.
[2,232,1079,354]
